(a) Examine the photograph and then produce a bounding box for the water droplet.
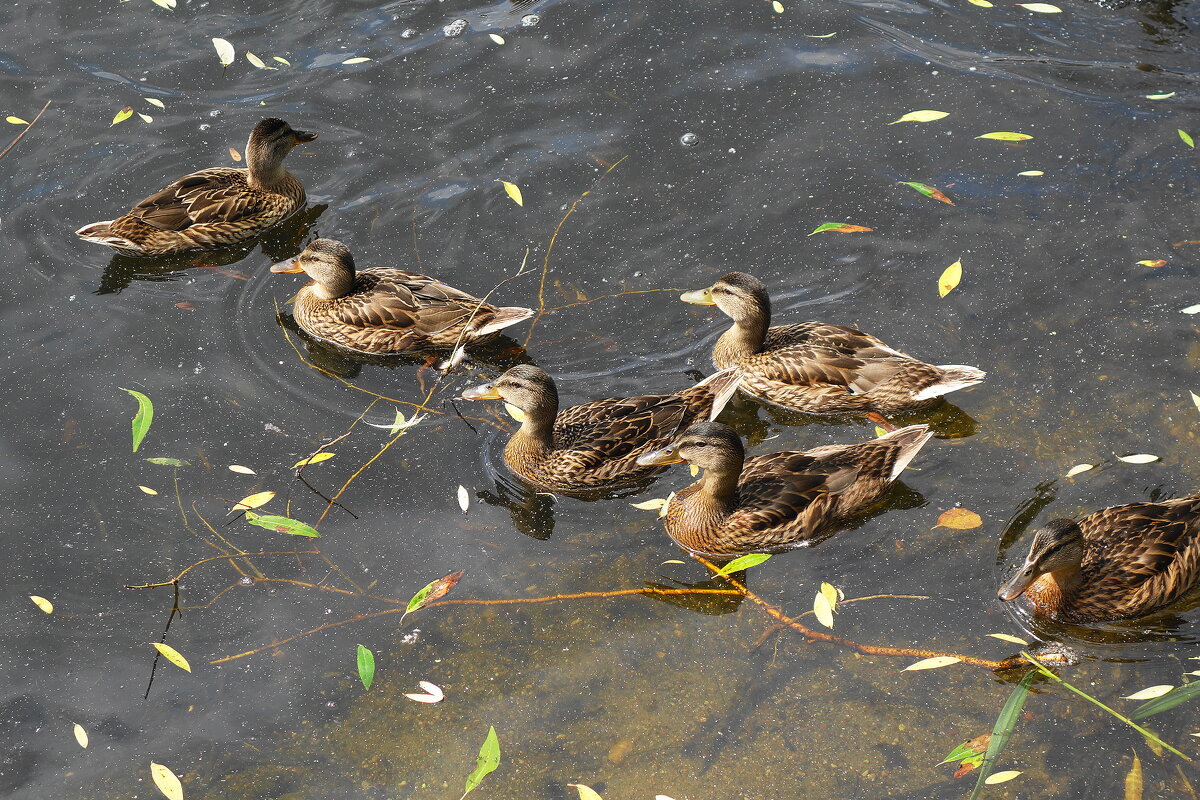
[680,132,699,146]
[521,13,540,26]
[400,28,417,38]
[443,18,467,37]
[208,109,221,117]
[199,123,211,131]
[239,576,253,585]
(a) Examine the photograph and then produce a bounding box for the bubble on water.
[239,576,253,585]
[199,124,211,131]
[680,132,699,147]
[443,18,467,37]
[521,13,540,26]
[208,109,221,117]
[400,28,417,38]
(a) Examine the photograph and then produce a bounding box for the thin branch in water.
[0,100,50,161]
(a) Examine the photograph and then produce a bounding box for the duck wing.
[552,393,695,458]
[721,451,857,541]
[327,269,492,335]
[752,323,913,392]
[126,168,262,231]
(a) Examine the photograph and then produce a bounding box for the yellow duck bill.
[680,288,715,305]
[635,445,684,466]
[461,382,502,401]
[997,565,1037,602]
[270,258,304,274]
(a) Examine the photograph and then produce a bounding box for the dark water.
[5,0,1200,796]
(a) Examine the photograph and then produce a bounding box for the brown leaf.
[963,734,991,754]
[407,570,465,613]
[229,147,242,162]
[175,302,195,310]
[953,762,979,779]
[935,508,983,529]
[1136,259,1167,267]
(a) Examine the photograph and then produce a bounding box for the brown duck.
[271,239,534,354]
[461,365,741,493]
[636,421,932,556]
[679,272,985,414]
[999,493,1200,623]
[76,118,315,255]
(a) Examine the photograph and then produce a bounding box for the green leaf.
[1132,680,1200,720]
[967,671,1034,800]
[808,222,874,235]
[111,107,133,126]
[1179,129,1195,148]
[405,571,465,615]
[121,388,153,452]
[900,181,955,205]
[243,511,321,538]
[357,644,375,690]
[462,726,500,799]
[1145,92,1176,99]
[714,553,771,576]
[144,457,188,467]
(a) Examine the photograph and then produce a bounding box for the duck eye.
[692,441,707,448]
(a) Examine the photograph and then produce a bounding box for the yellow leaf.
[73,723,88,748]
[630,498,667,511]
[1017,170,1044,176]
[6,116,29,125]
[1190,391,1200,414]
[985,770,1023,784]
[273,56,291,66]
[30,595,53,613]
[904,656,961,671]
[111,107,133,126]
[504,402,525,422]
[986,633,1028,645]
[568,785,604,800]
[342,57,372,64]
[150,762,184,800]
[138,113,153,123]
[1065,463,1093,478]
[1123,684,1173,700]
[689,463,700,477]
[874,425,887,438]
[820,581,840,606]
[813,592,834,629]
[1019,2,1061,10]
[976,131,1033,141]
[228,147,241,162]
[232,491,275,511]
[888,109,949,125]
[935,508,982,529]
[938,261,962,297]
[145,97,166,108]
[497,180,524,206]
[489,33,506,44]
[967,0,993,5]
[660,491,675,518]
[246,51,273,69]
[212,37,235,66]
[1137,259,1167,267]
[293,452,334,468]
[138,485,158,495]
[1117,453,1159,464]
[228,464,255,474]
[1125,752,1143,800]
[772,0,784,11]
[152,642,192,672]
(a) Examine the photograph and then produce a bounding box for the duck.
[460,365,741,493]
[270,238,534,354]
[636,421,932,556]
[679,272,985,414]
[998,493,1200,623]
[76,118,316,255]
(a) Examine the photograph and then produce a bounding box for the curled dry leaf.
[1123,685,1174,700]
[152,642,192,672]
[976,131,1033,141]
[73,723,88,748]
[30,595,53,613]
[904,656,961,671]
[497,180,523,206]
[231,490,275,511]
[986,633,1029,645]
[1065,463,1094,478]
[568,785,604,800]
[985,770,1023,784]
[1117,453,1159,464]
[888,110,949,124]
[404,680,445,703]
[228,464,255,474]
[936,508,982,529]
[212,37,236,66]
[938,260,962,297]
[809,222,873,235]
[150,762,184,800]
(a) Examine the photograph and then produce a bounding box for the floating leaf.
[357,644,374,690]
[1117,453,1159,464]
[212,37,236,66]
[30,595,53,613]
[228,147,241,162]
[936,508,981,529]
[150,0,176,8]
[152,642,192,672]
[569,785,603,800]
[901,181,955,205]
[366,410,426,431]
[232,491,275,511]
[111,106,134,126]
[293,452,334,468]
[243,512,320,537]
[820,581,841,605]
[404,680,444,703]
[246,52,273,69]
[1180,129,1195,148]
[1182,305,1200,314]
[904,656,961,671]
[342,57,372,64]
[1125,752,1143,800]
[273,56,291,66]
[1017,170,1044,176]
[803,32,837,37]
[939,734,990,767]
[138,113,153,123]
[967,0,993,6]
[938,260,962,298]
[497,180,523,206]
[1145,92,1175,100]
[1191,391,1200,414]
[771,0,785,11]
[888,110,949,125]
[228,464,255,474]
[976,131,1033,141]
[967,671,1034,800]
[1132,680,1200,719]
[151,762,183,800]
[874,425,888,437]
[463,726,500,798]
[6,116,28,125]
[145,98,165,108]
[985,771,1023,785]
[406,571,465,615]
[138,485,158,495]
[809,222,873,235]
[1137,259,1167,267]
[660,491,675,518]
[813,592,834,629]
[1066,463,1094,478]
[73,723,88,748]
[986,633,1028,645]
[714,553,771,577]
[631,498,667,511]
[457,484,470,513]
[145,457,188,467]
[121,388,153,452]
[489,33,506,44]
[1124,684,1175,701]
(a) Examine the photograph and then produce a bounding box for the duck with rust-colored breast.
[270,239,534,354]
[636,421,932,557]
[461,365,741,493]
[999,493,1200,623]
[679,272,985,414]
[76,118,315,255]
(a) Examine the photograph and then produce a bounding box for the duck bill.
[461,382,502,401]
[270,258,305,274]
[293,130,318,144]
[636,445,684,467]
[998,567,1036,602]
[680,288,716,306]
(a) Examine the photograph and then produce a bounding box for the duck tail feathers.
[912,364,986,401]
[474,306,535,336]
[75,221,139,251]
[691,368,741,421]
[879,423,934,480]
